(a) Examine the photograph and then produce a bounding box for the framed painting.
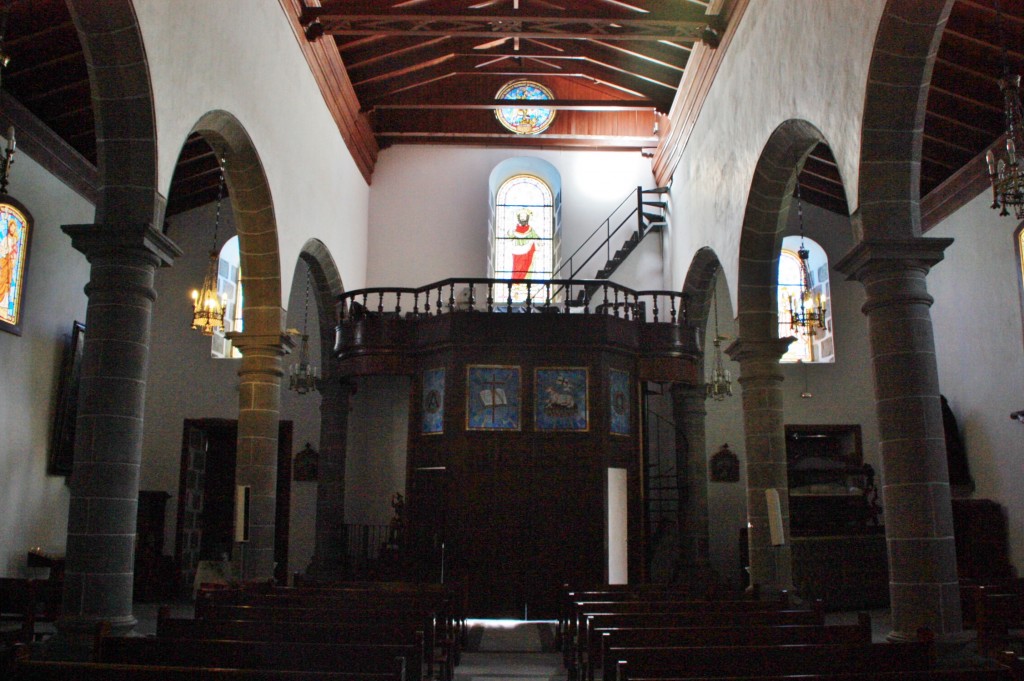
[50,320,85,476]
[0,196,33,335]
[535,367,589,431]
[422,367,445,434]
[466,365,520,431]
[609,368,631,435]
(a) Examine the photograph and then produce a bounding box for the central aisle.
[456,620,566,681]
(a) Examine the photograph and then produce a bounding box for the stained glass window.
[494,80,556,135]
[493,174,554,303]
[0,201,31,335]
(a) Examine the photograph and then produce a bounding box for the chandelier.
[787,184,826,334]
[985,1,1024,219]
[289,264,319,394]
[705,276,732,401]
[190,156,227,335]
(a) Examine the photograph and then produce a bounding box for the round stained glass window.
[494,80,556,135]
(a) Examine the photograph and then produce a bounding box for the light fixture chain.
[211,156,226,252]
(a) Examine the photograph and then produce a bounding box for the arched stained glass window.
[493,174,555,303]
[495,80,556,135]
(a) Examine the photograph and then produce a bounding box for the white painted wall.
[0,145,94,576]
[928,192,1024,568]
[663,0,884,308]
[367,146,657,287]
[135,0,371,301]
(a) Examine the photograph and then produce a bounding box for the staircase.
[555,186,669,285]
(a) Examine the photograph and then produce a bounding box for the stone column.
[725,337,794,597]
[836,237,963,642]
[227,332,293,581]
[310,373,352,576]
[59,223,181,638]
[670,383,713,585]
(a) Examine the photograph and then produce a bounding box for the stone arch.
[298,239,345,374]
[190,111,282,338]
[858,0,955,238]
[737,120,827,342]
[294,241,350,576]
[682,246,727,367]
[65,0,162,226]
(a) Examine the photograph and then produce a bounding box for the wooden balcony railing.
[338,277,689,326]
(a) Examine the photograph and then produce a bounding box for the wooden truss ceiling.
[0,1,1020,220]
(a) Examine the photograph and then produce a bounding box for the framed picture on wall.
[49,321,85,476]
[466,365,521,431]
[609,368,631,435]
[0,196,33,336]
[535,367,589,432]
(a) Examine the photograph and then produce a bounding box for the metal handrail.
[338,277,688,326]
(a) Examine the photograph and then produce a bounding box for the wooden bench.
[196,587,457,672]
[572,608,825,675]
[584,615,872,681]
[564,595,796,668]
[94,636,418,681]
[625,671,1014,681]
[608,641,934,681]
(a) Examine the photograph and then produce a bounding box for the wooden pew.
[608,640,935,681]
[572,607,824,676]
[196,585,458,675]
[625,672,1014,681]
[585,615,871,681]
[94,636,418,681]
[194,603,447,679]
[976,590,1024,656]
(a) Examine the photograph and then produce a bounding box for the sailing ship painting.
[535,368,588,431]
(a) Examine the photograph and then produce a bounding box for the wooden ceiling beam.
[303,9,713,43]
[372,98,655,111]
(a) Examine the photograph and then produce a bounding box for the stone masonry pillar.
[228,332,292,581]
[671,383,713,585]
[836,237,963,642]
[59,223,181,638]
[725,337,795,597]
[310,374,352,575]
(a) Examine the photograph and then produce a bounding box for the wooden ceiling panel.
[2,1,1019,219]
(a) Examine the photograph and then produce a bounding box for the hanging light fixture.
[190,156,227,335]
[985,0,1024,219]
[787,184,827,334]
[289,264,319,394]
[705,276,732,401]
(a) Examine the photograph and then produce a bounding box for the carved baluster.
[614,288,620,318]
[487,282,494,313]
[413,292,420,317]
[506,282,513,312]
[361,292,369,318]
[448,283,455,313]
[652,295,659,322]
[525,282,533,313]
[468,285,476,312]
[602,284,609,316]
[377,291,384,314]
[436,285,443,315]
[395,292,402,318]
[563,283,571,314]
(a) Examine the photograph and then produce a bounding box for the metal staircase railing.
[553,186,669,286]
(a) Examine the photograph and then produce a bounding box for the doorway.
[175,418,293,590]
